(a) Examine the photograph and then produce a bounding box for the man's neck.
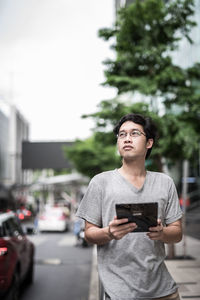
[119,159,146,178]
[118,160,147,189]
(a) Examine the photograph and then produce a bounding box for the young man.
[76,113,183,300]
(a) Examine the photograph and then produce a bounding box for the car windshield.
[44,209,63,217]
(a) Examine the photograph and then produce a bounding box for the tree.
[66,100,162,178]
[99,0,196,97]
[66,0,200,179]
[97,0,200,163]
[66,134,120,179]
[65,0,200,260]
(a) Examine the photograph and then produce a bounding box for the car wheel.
[9,270,20,300]
[26,259,34,285]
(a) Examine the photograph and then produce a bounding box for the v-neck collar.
[114,168,149,193]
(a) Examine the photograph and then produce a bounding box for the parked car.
[16,207,32,222]
[0,211,35,300]
[38,206,70,232]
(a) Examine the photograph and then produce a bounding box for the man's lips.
[123,146,133,150]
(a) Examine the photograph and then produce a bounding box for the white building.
[172,0,200,68]
[0,99,9,183]
[0,97,29,186]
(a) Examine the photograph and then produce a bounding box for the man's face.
[117,121,153,161]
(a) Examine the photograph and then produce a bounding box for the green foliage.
[65,0,200,178]
[99,0,196,97]
[82,99,156,130]
[65,135,121,178]
[157,113,200,160]
[66,100,164,178]
[54,169,72,176]
[97,0,200,161]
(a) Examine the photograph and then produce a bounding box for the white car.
[38,207,70,232]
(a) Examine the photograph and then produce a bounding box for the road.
[20,230,93,300]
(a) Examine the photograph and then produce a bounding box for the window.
[3,217,24,237]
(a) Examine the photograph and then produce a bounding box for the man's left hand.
[147,219,164,241]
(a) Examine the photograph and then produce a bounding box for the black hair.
[113,113,157,159]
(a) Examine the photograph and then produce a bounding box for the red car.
[0,211,35,300]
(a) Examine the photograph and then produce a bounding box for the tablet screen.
[115,202,158,232]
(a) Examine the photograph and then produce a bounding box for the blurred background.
[0,0,200,299]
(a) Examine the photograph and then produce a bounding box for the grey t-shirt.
[76,170,183,300]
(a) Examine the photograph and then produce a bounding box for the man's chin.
[123,155,137,162]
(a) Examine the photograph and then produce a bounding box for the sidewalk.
[165,235,200,300]
[88,235,200,300]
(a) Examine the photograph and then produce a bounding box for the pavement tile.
[165,235,200,300]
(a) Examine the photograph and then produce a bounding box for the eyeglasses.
[117,129,146,139]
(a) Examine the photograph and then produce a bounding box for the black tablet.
[115,202,158,232]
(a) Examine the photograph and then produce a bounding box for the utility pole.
[182,159,189,258]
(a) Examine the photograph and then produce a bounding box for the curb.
[89,246,99,300]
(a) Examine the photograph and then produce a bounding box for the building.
[0,97,29,186]
[172,0,200,68]
[0,99,9,183]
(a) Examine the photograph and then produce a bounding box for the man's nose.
[124,133,132,141]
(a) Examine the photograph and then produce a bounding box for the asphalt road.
[20,230,93,300]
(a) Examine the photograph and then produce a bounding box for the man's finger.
[149,219,163,232]
[116,222,137,232]
[113,218,129,225]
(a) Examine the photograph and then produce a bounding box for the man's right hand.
[108,216,137,240]
[84,219,137,245]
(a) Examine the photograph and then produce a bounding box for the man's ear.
[146,139,154,149]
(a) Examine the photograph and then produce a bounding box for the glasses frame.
[117,129,146,139]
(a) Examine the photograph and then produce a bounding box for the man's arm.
[147,218,182,243]
[85,217,137,245]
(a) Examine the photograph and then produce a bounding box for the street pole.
[182,159,189,258]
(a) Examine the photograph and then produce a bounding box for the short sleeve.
[165,179,183,225]
[76,177,102,227]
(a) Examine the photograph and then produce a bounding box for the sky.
[0,0,117,141]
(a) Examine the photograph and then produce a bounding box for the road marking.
[36,258,62,265]
[27,235,48,246]
[28,233,77,247]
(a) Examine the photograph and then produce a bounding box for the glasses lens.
[118,132,126,139]
[131,130,141,137]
